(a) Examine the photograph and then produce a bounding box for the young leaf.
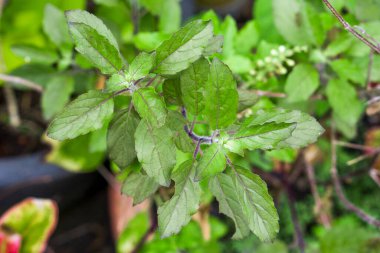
[285,64,319,102]
[132,87,167,127]
[158,160,201,238]
[47,90,114,140]
[180,57,209,116]
[232,167,279,242]
[66,10,123,74]
[204,58,238,130]
[125,52,155,82]
[107,108,140,168]
[225,109,324,154]
[122,172,159,205]
[195,143,226,181]
[42,75,74,120]
[209,173,250,239]
[154,20,213,75]
[166,111,194,153]
[43,4,73,50]
[135,120,176,186]
[106,73,130,92]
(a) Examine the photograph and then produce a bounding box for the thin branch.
[305,162,331,228]
[330,123,380,228]
[248,89,286,98]
[322,0,380,54]
[335,141,378,153]
[369,169,380,188]
[0,73,43,92]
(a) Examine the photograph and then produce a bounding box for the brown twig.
[0,73,43,92]
[322,0,380,54]
[330,123,380,228]
[305,162,331,228]
[250,89,286,98]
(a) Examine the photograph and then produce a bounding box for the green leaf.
[11,45,59,65]
[106,73,130,92]
[195,143,226,181]
[232,167,279,242]
[235,20,259,55]
[135,119,176,186]
[132,87,167,127]
[47,90,114,140]
[220,15,237,57]
[272,0,315,45]
[209,173,250,239]
[42,75,74,120]
[107,108,140,168]
[285,64,319,102]
[158,160,201,238]
[0,198,57,253]
[66,10,123,74]
[166,111,194,153]
[180,57,209,116]
[122,172,159,205]
[43,4,73,50]
[154,20,213,75]
[163,78,183,106]
[45,133,105,172]
[225,109,324,154]
[330,59,366,86]
[326,79,363,139]
[158,0,181,33]
[126,52,155,82]
[204,58,238,130]
[203,35,224,56]
[139,0,181,33]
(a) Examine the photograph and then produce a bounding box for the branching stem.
[330,123,380,228]
[322,0,380,54]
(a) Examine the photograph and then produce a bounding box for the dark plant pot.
[0,153,114,253]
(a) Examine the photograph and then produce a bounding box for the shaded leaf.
[126,52,155,82]
[107,108,140,168]
[166,111,194,153]
[158,160,201,238]
[180,57,209,116]
[135,120,176,186]
[122,172,159,205]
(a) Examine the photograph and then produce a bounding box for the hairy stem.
[322,0,380,54]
